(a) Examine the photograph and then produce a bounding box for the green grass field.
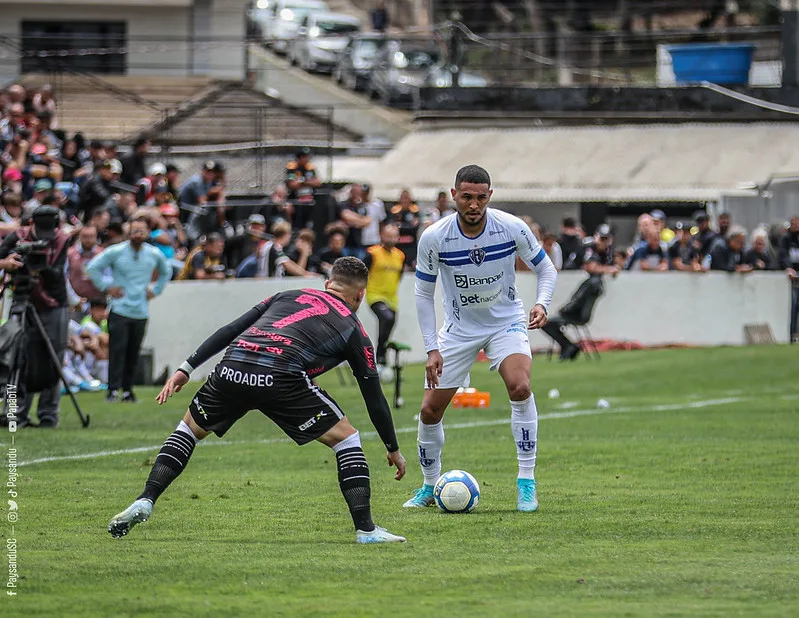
[2,346,798,617]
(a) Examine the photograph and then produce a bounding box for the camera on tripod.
[12,240,50,274]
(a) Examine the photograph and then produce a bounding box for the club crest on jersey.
[468,247,486,266]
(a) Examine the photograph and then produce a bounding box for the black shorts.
[188,361,344,444]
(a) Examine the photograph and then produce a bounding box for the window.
[21,21,126,74]
[316,22,360,36]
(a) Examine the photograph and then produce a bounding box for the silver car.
[261,0,329,55]
[367,41,440,107]
[289,12,361,72]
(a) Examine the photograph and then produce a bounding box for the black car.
[333,34,385,91]
[366,40,440,107]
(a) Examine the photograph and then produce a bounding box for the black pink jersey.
[221,289,379,379]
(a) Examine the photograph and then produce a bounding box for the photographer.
[0,206,71,428]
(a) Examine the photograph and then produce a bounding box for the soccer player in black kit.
[108,257,408,544]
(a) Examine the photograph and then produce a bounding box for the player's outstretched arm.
[154,298,276,404]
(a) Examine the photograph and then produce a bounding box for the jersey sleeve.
[414,227,440,352]
[415,227,439,283]
[183,296,276,373]
[344,320,379,379]
[512,217,557,312]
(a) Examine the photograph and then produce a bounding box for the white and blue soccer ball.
[434,470,480,513]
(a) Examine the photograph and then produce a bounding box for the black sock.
[336,446,374,532]
[138,428,197,504]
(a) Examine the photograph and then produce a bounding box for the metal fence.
[0,24,783,88]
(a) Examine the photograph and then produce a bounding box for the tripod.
[1,277,90,428]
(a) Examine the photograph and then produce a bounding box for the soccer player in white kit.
[404,165,558,512]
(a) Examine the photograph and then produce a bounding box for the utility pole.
[782,0,799,88]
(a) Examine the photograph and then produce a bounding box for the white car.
[262,0,330,55]
[289,12,361,73]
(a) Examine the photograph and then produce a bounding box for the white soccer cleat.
[108,498,153,538]
[356,525,407,544]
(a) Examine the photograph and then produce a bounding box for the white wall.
[0,0,248,81]
[143,272,792,380]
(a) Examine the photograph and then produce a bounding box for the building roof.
[367,123,799,203]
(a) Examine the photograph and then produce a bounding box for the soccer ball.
[434,470,480,513]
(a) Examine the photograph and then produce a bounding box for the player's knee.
[507,382,531,401]
[419,402,444,424]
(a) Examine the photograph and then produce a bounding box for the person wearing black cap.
[0,206,72,428]
[224,213,268,271]
[178,160,226,241]
[668,222,702,271]
[78,159,117,223]
[692,210,718,259]
[120,136,150,186]
[286,147,320,229]
[164,163,181,197]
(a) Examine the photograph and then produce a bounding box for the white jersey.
[416,209,555,345]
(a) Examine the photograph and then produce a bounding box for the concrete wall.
[0,0,247,81]
[143,272,791,380]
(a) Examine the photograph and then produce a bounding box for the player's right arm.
[156,296,277,403]
[414,227,443,387]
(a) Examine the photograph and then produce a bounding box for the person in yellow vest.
[363,223,404,381]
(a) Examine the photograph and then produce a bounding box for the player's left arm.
[513,220,557,329]
[346,327,402,458]
[156,296,277,403]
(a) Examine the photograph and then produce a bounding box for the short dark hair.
[562,217,577,228]
[89,297,107,308]
[206,232,224,245]
[455,165,491,189]
[330,256,368,287]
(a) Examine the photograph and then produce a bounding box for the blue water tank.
[665,43,756,85]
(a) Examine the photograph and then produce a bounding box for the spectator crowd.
[2,82,799,379]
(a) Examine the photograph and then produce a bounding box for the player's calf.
[108,417,202,538]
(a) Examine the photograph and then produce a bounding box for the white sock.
[176,420,199,444]
[332,431,361,454]
[95,359,109,383]
[418,420,444,487]
[511,395,538,480]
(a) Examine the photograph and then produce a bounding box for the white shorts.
[427,322,532,390]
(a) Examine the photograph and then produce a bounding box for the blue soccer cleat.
[516,478,539,512]
[108,498,153,538]
[402,484,435,508]
[356,526,407,544]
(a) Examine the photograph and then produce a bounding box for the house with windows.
[0,0,250,82]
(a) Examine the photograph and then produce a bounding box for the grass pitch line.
[16,396,745,468]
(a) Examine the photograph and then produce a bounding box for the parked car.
[289,12,361,72]
[261,0,329,55]
[366,40,440,107]
[333,34,386,91]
